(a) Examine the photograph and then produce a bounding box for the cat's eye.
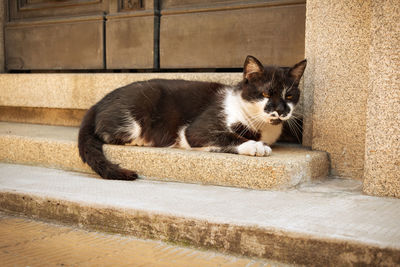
[262,92,270,98]
[286,95,293,100]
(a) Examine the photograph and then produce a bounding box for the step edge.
[0,131,329,189]
[0,190,398,266]
[0,126,327,162]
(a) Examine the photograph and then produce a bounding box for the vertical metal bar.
[103,12,107,70]
[153,0,160,70]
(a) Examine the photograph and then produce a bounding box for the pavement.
[1,163,400,265]
[0,212,279,267]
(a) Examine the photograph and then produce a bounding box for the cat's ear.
[243,55,264,80]
[289,59,307,83]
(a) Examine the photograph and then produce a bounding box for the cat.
[78,55,306,180]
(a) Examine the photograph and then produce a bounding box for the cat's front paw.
[237,140,272,157]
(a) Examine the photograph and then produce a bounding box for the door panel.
[4,0,306,70]
[5,0,156,70]
[5,16,104,70]
[9,0,108,20]
[160,1,305,68]
[106,14,155,69]
[105,0,156,69]
[6,0,107,70]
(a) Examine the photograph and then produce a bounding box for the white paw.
[237,140,272,157]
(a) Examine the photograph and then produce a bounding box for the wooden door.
[160,0,306,68]
[5,0,156,70]
[4,0,305,71]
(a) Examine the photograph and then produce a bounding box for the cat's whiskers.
[245,114,266,131]
[237,101,267,131]
[291,119,302,134]
[287,120,298,142]
[286,116,302,143]
[229,111,266,138]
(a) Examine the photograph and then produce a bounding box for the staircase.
[0,73,399,266]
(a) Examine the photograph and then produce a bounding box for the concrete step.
[0,213,275,266]
[0,73,242,109]
[0,163,399,266]
[0,122,328,190]
[0,73,242,126]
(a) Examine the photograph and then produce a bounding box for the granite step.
[0,122,328,190]
[0,73,242,110]
[0,163,399,266]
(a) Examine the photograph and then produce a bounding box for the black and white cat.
[78,56,306,180]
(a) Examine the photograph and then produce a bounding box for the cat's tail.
[78,106,138,180]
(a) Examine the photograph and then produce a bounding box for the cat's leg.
[234,140,272,156]
[185,129,272,157]
[209,139,272,157]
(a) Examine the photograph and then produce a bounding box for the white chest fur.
[223,89,268,131]
[259,123,283,145]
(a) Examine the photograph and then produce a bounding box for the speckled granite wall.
[301,1,317,148]
[363,1,400,198]
[303,0,371,179]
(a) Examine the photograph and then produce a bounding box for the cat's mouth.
[269,119,282,125]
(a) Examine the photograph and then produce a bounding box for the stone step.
[0,122,328,190]
[0,213,276,266]
[0,73,242,109]
[0,163,399,266]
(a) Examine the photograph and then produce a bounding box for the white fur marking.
[176,126,191,149]
[237,140,272,157]
[172,127,221,151]
[129,120,141,140]
[260,123,283,145]
[126,121,152,147]
[224,89,269,131]
[270,111,279,117]
[280,103,294,121]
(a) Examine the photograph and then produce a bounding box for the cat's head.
[239,55,306,125]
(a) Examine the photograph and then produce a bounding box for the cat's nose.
[276,103,285,115]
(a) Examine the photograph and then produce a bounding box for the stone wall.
[363,0,400,198]
[304,0,400,197]
[303,0,371,180]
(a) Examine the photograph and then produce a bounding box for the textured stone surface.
[301,2,317,147]
[0,213,274,267]
[363,1,400,198]
[303,0,371,179]
[0,163,399,266]
[0,73,241,109]
[0,106,86,127]
[0,122,329,190]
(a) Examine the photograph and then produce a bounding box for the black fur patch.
[230,122,261,141]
